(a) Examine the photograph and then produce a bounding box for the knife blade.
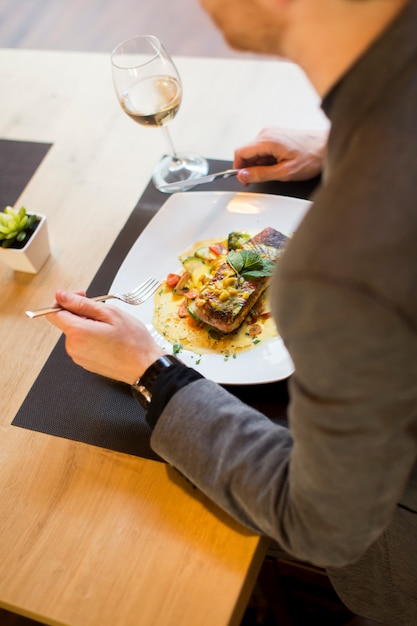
[157,168,239,192]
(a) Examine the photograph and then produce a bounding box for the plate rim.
[110,190,311,385]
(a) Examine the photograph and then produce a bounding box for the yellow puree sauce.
[153,236,278,359]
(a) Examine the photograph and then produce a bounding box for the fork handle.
[25,295,114,318]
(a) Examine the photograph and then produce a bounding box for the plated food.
[153,226,289,358]
[109,191,310,383]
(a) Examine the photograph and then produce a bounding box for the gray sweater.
[151,2,417,623]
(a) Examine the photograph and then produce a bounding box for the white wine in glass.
[111,35,208,192]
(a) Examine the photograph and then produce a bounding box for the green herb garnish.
[226,250,274,279]
[227,231,251,250]
[173,343,183,354]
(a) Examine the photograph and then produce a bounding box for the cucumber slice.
[191,266,211,286]
[182,256,212,287]
[182,256,207,271]
[194,246,216,260]
[186,300,201,321]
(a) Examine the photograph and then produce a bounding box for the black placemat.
[0,138,52,207]
[12,157,320,460]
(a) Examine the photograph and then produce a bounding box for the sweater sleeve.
[146,362,204,429]
[150,278,417,567]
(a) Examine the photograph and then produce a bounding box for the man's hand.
[47,291,165,385]
[234,127,328,185]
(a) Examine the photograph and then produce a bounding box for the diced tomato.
[260,312,272,320]
[209,244,226,256]
[184,289,199,300]
[178,300,189,318]
[248,323,262,337]
[187,316,205,329]
[166,273,181,288]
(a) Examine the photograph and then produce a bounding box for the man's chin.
[222,30,263,54]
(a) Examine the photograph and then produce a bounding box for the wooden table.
[0,48,328,626]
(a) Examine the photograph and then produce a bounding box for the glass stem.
[161,125,181,163]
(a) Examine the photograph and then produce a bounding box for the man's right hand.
[234,127,328,185]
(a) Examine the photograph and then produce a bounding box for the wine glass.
[111,35,208,192]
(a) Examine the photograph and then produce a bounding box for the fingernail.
[56,290,68,302]
[239,169,250,185]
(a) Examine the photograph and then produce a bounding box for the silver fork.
[25,277,160,318]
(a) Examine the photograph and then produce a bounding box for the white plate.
[109,191,311,385]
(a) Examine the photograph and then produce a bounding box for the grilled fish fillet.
[193,227,288,333]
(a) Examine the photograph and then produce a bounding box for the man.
[48,0,417,623]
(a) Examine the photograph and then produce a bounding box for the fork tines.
[123,277,160,304]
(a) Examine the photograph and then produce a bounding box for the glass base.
[152,153,209,193]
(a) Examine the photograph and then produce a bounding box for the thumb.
[238,161,295,184]
[237,165,280,184]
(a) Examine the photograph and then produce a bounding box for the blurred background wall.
[0,0,256,57]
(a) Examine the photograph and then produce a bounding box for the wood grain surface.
[0,47,327,626]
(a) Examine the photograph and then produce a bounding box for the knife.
[157,168,240,192]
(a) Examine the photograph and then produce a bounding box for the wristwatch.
[131,355,181,410]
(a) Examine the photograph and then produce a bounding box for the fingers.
[234,142,278,169]
[236,162,294,185]
[46,290,164,384]
[233,127,327,185]
[48,291,111,330]
[234,141,284,184]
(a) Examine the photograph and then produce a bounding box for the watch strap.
[131,355,181,410]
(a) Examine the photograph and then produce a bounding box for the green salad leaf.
[226,250,274,279]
